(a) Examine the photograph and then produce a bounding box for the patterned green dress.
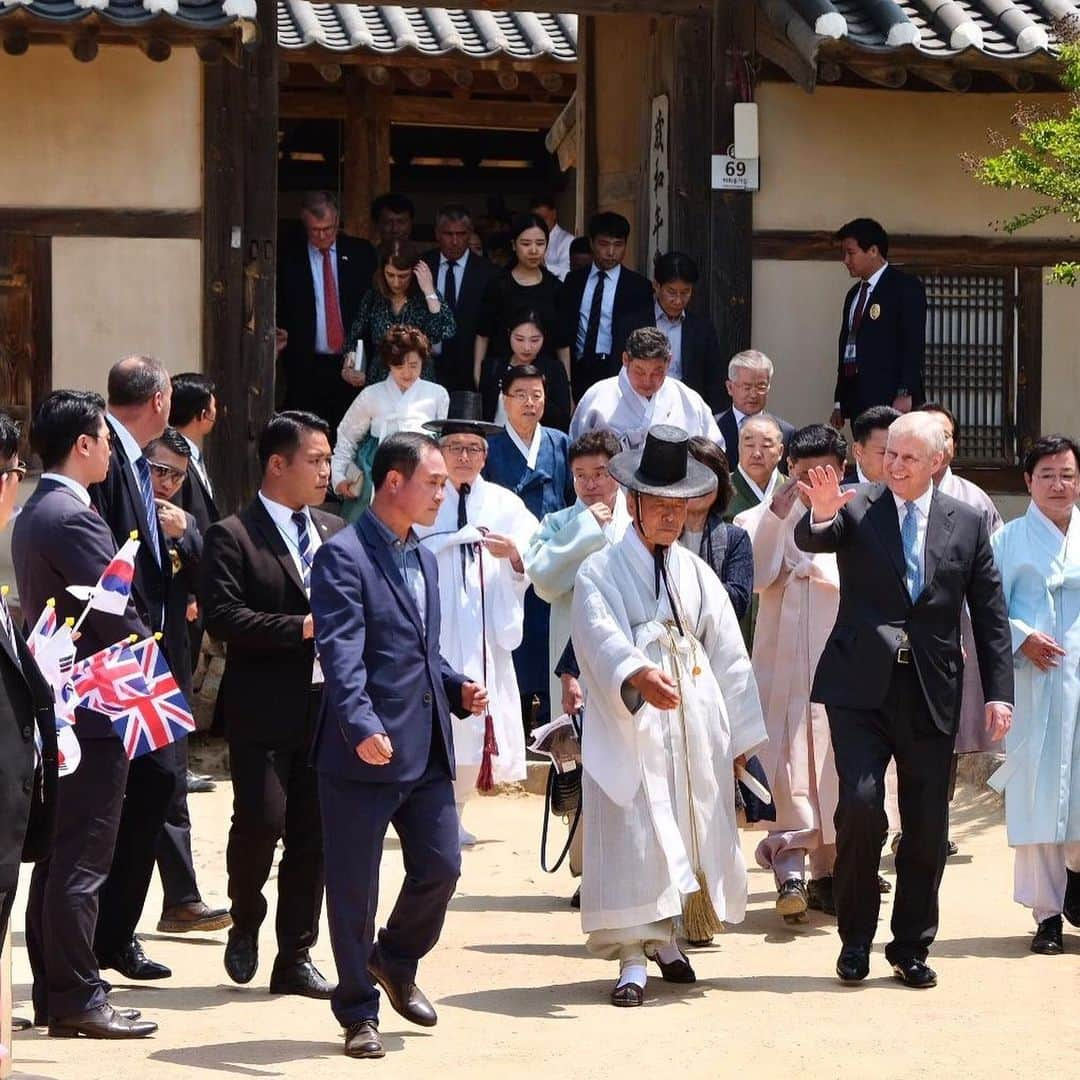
[344,291,455,385]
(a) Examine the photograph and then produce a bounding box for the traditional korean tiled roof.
[277,3,577,62]
[764,0,1070,60]
[0,0,253,29]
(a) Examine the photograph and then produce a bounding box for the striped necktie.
[901,500,923,600]
[135,456,162,565]
[292,510,312,590]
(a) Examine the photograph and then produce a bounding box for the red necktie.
[323,249,345,354]
[850,280,871,336]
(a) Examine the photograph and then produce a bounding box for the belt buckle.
[896,646,912,665]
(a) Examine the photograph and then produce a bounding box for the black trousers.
[155,736,202,910]
[28,735,128,1021]
[0,887,14,950]
[94,743,177,961]
[827,662,955,964]
[225,690,324,964]
[320,741,459,1027]
[284,351,357,439]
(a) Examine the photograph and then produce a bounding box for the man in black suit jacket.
[277,190,378,433]
[556,211,653,400]
[795,411,1013,989]
[830,218,926,428]
[714,350,795,468]
[202,411,345,999]
[89,355,178,982]
[423,204,497,393]
[612,251,728,412]
[13,391,157,1038]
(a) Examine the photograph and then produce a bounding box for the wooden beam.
[544,92,577,155]
[31,236,52,412]
[138,37,172,63]
[389,96,564,129]
[846,62,908,89]
[343,70,391,239]
[576,15,597,230]
[309,0,710,15]
[752,229,1080,268]
[280,48,573,77]
[69,33,98,64]
[2,29,29,56]
[911,65,972,93]
[1017,266,1043,465]
[0,208,200,238]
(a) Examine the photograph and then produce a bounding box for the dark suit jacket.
[164,512,202,700]
[715,409,796,474]
[613,304,728,413]
[12,478,149,739]
[202,498,345,749]
[835,265,927,420]
[422,248,496,392]
[794,483,1013,735]
[177,458,219,539]
[309,511,468,785]
[0,616,58,892]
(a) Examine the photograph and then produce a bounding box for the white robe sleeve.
[736,501,791,594]
[991,525,1036,656]
[331,386,378,488]
[523,508,605,604]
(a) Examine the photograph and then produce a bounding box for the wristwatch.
[425,293,438,301]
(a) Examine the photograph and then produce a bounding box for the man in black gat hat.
[568,425,766,1008]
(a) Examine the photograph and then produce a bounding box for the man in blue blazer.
[310,430,488,1060]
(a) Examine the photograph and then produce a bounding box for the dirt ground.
[6,783,1078,1079]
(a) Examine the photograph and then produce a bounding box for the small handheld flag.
[67,536,140,618]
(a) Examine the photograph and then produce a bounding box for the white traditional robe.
[523,492,632,707]
[569,368,722,450]
[331,377,449,491]
[735,499,839,874]
[938,468,1004,753]
[417,476,538,787]
[571,528,766,948]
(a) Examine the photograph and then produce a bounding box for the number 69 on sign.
[711,153,759,192]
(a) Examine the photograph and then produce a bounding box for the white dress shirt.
[577,263,622,356]
[181,433,212,497]
[40,471,91,506]
[307,241,340,354]
[654,300,685,381]
[437,248,468,302]
[106,412,147,497]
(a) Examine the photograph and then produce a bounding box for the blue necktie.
[292,510,312,590]
[135,456,162,565]
[901,500,923,601]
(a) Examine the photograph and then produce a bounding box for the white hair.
[888,411,946,455]
[728,349,774,381]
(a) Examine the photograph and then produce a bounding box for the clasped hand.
[628,666,680,710]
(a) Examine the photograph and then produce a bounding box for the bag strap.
[540,764,582,874]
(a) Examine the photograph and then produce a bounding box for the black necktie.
[444,260,458,310]
[457,482,470,586]
[582,269,607,360]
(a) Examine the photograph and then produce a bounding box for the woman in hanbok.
[331,326,448,521]
[990,434,1080,954]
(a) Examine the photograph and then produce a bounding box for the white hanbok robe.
[331,377,449,492]
[569,368,722,450]
[571,528,766,948]
[735,499,839,868]
[522,492,632,707]
[417,476,538,786]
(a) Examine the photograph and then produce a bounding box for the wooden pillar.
[710,0,755,362]
[575,15,598,231]
[343,71,391,241]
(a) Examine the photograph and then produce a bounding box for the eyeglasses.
[146,460,187,483]
[506,390,545,403]
[441,443,487,459]
[0,459,27,480]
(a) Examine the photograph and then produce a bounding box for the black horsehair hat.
[607,425,717,500]
[423,390,503,438]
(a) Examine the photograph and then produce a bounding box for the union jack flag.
[71,641,151,718]
[111,637,195,759]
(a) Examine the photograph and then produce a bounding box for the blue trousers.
[319,750,460,1027]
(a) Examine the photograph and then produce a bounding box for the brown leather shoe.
[368,951,437,1027]
[610,981,644,1007]
[157,902,232,934]
[48,1003,157,1039]
[344,1020,384,1058]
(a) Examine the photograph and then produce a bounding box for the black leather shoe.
[344,1020,384,1059]
[224,929,259,984]
[649,950,696,983]
[1063,869,1080,928]
[12,1015,32,1030]
[878,874,892,894]
[270,959,335,999]
[891,957,937,988]
[610,981,644,1007]
[1031,915,1064,955]
[807,876,837,916]
[836,945,870,983]
[776,878,808,919]
[48,1003,157,1039]
[946,839,959,857]
[157,901,232,934]
[570,885,581,909]
[99,938,171,981]
[368,951,437,1027]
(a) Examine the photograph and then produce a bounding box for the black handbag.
[539,711,582,873]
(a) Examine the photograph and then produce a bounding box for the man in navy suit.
[830,218,926,429]
[714,350,795,469]
[310,431,489,1059]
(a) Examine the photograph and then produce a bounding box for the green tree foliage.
[969,29,1080,286]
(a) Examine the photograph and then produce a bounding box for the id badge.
[843,339,857,378]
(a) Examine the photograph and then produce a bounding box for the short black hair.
[1024,434,1080,476]
[835,217,889,258]
[568,429,621,464]
[653,251,699,286]
[371,192,414,221]
[107,355,170,407]
[588,211,630,241]
[501,364,546,395]
[257,411,330,470]
[0,411,20,465]
[144,426,192,461]
[30,390,106,471]
[788,423,847,466]
[918,401,960,450]
[372,430,440,491]
[569,236,591,257]
[529,193,557,212]
[852,405,900,444]
[169,372,216,428]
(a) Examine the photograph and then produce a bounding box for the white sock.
[617,963,647,989]
[456,806,477,847]
[655,942,683,965]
